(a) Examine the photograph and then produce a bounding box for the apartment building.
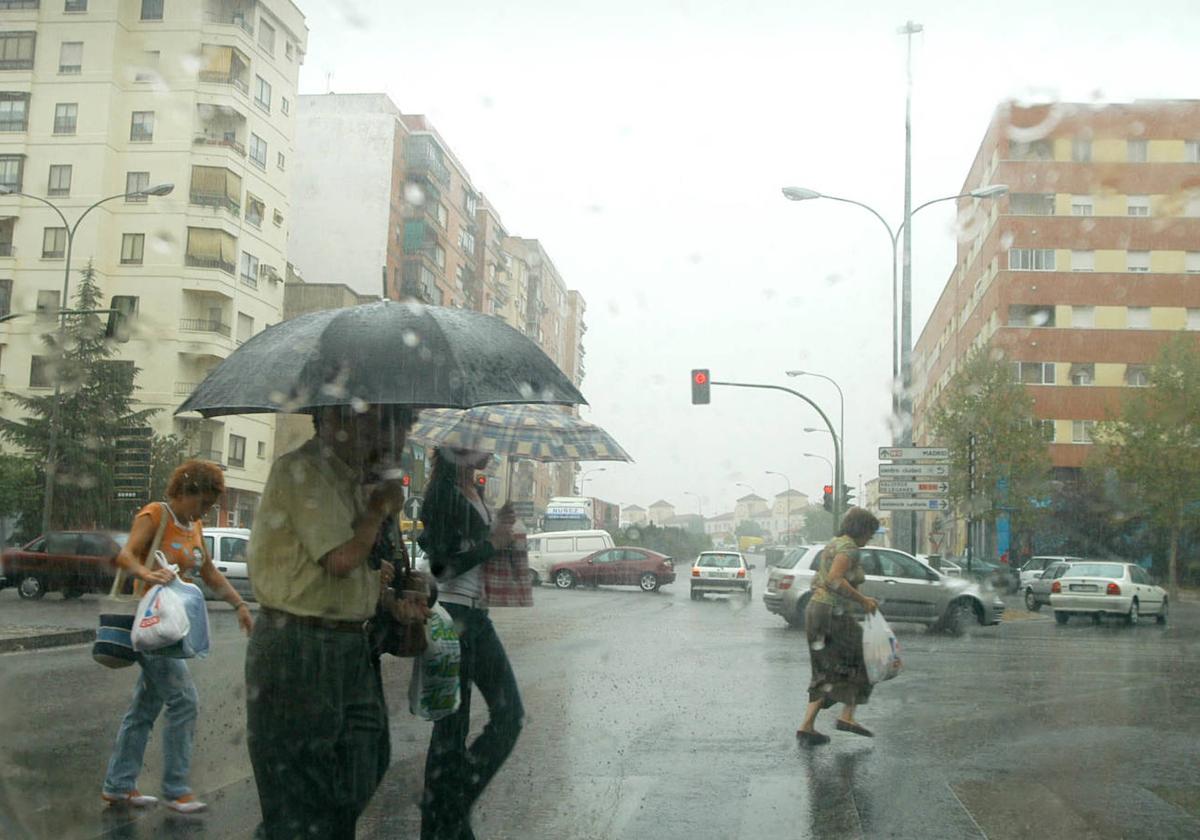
[912,100,1200,549]
[0,0,307,527]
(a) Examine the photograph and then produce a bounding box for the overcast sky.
[296,0,1198,517]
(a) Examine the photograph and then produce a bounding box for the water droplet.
[404,183,425,206]
[402,330,420,347]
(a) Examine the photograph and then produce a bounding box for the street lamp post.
[764,470,792,544]
[787,370,845,520]
[578,467,606,495]
[682,490,702,517]
[0,183,175,532]
[803,452,835,486]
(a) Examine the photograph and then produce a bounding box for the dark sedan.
[1,531,127,599]
[550,547,675,592]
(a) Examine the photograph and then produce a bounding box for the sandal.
[836,720,874,737]
[796,729,831,746]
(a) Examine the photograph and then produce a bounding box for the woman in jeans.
[102,461,253,813]
[418,447,523,840]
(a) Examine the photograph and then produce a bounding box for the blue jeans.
[102,655,198,800]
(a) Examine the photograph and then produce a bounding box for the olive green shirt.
[810,535,865,610]
[248,438,380,621]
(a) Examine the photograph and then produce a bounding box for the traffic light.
[842,484,855,509]
[822,485,833,512]
[401,474,411,488]
[691,369,710,404]
[476,475,487,486]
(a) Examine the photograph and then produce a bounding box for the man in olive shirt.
[245,404,418,840]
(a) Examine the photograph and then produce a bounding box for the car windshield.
[697,554,741,568]
[1063,563,1127,579]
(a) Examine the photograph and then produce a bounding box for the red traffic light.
[476,475,487,486]
[401,475,411,487]
[691,368,711,404]
[693,371,708,385]
[823,485,833,495]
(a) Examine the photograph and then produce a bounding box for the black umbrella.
[176,301,586,417]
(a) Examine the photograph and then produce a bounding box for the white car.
[1049,561,1167,626]
[198,527,253,601]
[690,551,751,600]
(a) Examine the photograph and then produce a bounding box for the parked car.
[550,547,675,592]
[526,529,614,586]
[958,557,1019,593]
[691,551,751,600]
[1020,555,1084,589]
[1050,561,1167,626]
[197,527,253,601]
[1022,561,1075,611]
[921,554,961,576]
[763,543,1005,635]
[1,531,127,599]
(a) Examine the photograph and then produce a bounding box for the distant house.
[648,499,676,525]
[664,513,705,535]
[734,493,769,523]
[704,512,737,540]
[622,504,647,527]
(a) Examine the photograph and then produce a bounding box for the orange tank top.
[135,502,206,580]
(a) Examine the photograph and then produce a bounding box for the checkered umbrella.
[408,404,632,463]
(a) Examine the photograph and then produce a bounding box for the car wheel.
[529,570,541,588]
[17,576,46,600]
[940,599,975,636]
[639,572,659,592]
[554,570,576,589]
[1024,588,1040,612]
[690,588,701,601]
[1054,611,1069,625]
[62,589,84,600]
[1126,599,1139,626]
[785,595,810,628]
[1156,599,1168,625]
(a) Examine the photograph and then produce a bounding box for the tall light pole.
[764,470,792,544]
[803,452,835,486]
[578,467,606,495]
[682,490,703,516]
[787,370,844,519]
[0,183,175,532]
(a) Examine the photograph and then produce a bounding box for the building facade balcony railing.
[189,191,240,216]
[175,381,199,396]
[198,70,249,94]
[405,151,452,187]
[202,11,255,35]
[0,0,38,10]
[193,135,246,156]
[190,449,224,463]
[184,255,236,275]
[180,318,232,337]
[400,279,435,304]
[0,58,34,70]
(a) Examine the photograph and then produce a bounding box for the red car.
[550,547,675,592]
[1,531,127,600]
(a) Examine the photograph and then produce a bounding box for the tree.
[735,519,765,538]
[0,453,36,543]
[928,347,1050,558]
[607,523,711,559]
[1098,335,1200,597]
[150,434,190,501]
[800,503,834,543]
[0,261,158,531]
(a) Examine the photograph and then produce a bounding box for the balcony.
[0,1,38,9]
[199,70,249,94]
[193,135,245,156]
[190,449,224,463]
[185,255,236,274]
[404,138,452,186]
[175,381,199,396]
[190,190,240,215]
[180,318,232,337]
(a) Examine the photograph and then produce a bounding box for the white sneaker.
[164,795,207,814]
[102,790,158,808]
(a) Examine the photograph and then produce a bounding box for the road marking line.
[947,782,990,839]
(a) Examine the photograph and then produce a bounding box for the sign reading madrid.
[878,447,949,461]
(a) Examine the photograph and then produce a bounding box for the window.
[1037,419,1056,442]
[0,154,21,190]
[125,170,149,202]
[1069,363,1095,386]
[257,441,266,459]
[134,50,159,82]
[36,289,59,318]
[276,151,285,171]
[186,226,237,273]
[1073,305,1095,328]
[0,218,12,256]
[1070,196,1093,216]
[249,133,267,168]
[463,191,478,216]
[1127,196,1150,217]
[107,295,138,341]
[236,312,253,344]
[258,20,276,54]
[0,94,28,131]
[58,41,82,74]
[1187,252,1200,274]
[245,194,264,227]
[1071,137,1092,162]
[1128,307,1150,329]
[285,41,294,60]
[1012,361,1055,385]
[130,111,154,142]
[42,227,66,258]
[1010,139,1052,161]
[459,228,476,255]
[228,434,246,468]
[1127,251,1150,272]
[0,33,36,70]
[53,103,77,135]
[1009,248,1055,271]
[29,355,52,388]
[1188,309,1200,330]
[47,164,71,196]
[254,75,271,112]
[1008,193,1055,215]
[66,0,89,10]
[120,233,144,265]
[1072,420,1096,444]
[436,203,448,228]
[140,0,163,21]
[1187,141,1200,163]
[1008,305,1055,328]
[1125,365,1150,387]
[434,244,445,269]
[280,96,289,116]
[273,209,284,226]
[0,278,9,316]
[1070,250,1094,272]
[240,251,259,287]
[1127,139,1148,162]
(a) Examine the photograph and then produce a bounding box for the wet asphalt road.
[1,568,1199,839]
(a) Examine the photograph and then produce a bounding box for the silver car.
[763,544,1005,635]
[1022,560,1074,611]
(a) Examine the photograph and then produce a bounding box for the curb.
[0,628,95,654]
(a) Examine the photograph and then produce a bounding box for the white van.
[526,529,614,586]
[199,527,253,601]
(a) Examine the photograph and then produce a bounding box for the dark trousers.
[246,613,390,840]
[421,603,524,840]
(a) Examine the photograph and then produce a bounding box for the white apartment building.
[0,0,307,527]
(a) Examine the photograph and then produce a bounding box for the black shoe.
[836,720,874,737]
[796,729,831,746]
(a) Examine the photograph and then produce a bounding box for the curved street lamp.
[578,467,606,495]
[0,183,175,531]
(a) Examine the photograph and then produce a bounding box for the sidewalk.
[0,623,95,653]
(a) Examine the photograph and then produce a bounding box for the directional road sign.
[878,463,949,478]
[879,447,949,461]
[879,498,950,511]
[878,480,949,496]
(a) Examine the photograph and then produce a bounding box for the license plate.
[767,582,777,592]
[1069,584,1098,592]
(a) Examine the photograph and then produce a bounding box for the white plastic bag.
[409,605,461,721]
[147,578,211,659]
[131,554,191,653]
[862,612,902,684]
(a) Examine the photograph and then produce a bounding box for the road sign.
[878,480,949,496]
[878,463,949,478]
[878,446,949,461]
[878,498,949,511]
